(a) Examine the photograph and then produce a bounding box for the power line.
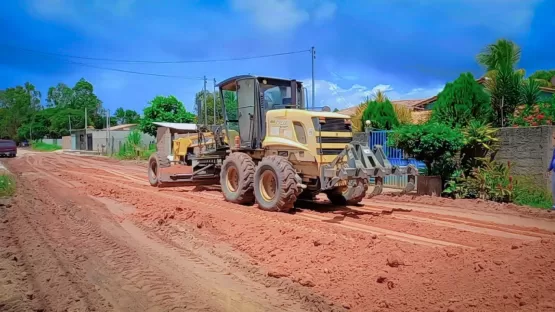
[63,59,205,80]
[1,44,311,64]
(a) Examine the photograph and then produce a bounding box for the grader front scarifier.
[148,75,417,212]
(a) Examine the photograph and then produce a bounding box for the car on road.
[0,139,17,157]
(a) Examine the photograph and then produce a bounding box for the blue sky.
[1,0,554,114]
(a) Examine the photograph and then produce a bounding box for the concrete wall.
[40,138,62,146]
[493,126,554,189]
[61,136,71,150]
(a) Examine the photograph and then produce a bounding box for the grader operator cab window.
[260,79,304,110]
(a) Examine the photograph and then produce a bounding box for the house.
[67,123,154,154]
[337,77,555,124]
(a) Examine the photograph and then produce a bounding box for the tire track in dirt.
[59,164,472,248]
[57,158,551,246]
[12,159,211,311]
[18,156,324,312]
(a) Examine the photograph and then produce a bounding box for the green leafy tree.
[114,107,140,124]
[139,95,196,136]
[431,72,491,127]
[0,83,42,140]
[361,98,399,130]
[46,83,73,108]
[390,122,465,178]
[528,70,555,87]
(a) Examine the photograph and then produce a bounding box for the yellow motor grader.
[148,75,417,212]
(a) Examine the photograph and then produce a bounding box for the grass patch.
[513,176,552,209]
[31,141,62,152]
[0,174,16,197]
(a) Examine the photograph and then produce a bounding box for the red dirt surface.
[2,152,555,312]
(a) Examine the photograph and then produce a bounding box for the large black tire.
[148,153,170,186]
[220,152,255,204]
[254,155,299,212]
[327,179,368,205]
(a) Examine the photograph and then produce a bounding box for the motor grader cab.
[148,75,418,212]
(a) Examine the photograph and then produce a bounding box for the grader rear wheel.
[148,153,170,186]
[327,179,368,206]
[220,152,255,204]
[254,156,299,212]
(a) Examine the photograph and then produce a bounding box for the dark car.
[0,139,17,157]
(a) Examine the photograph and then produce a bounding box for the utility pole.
[213,78,217,126]
[311,46,316,110]
[84,108,88,150]
[203,76,207,127]
[69,115,72,132]
[106,109,109,154]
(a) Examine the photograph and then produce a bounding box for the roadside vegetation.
[114,130,156,160]
[0,174,16,197]
[31,140,62,152]
[347,38,555,209]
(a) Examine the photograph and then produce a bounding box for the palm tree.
[476,39,521,73]
[477,39,527,127]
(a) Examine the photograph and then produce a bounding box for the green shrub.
[390,122,465,180]
[431,72,492,127]
[0,174,16,197]
[31,141,62,152]
[361,99,399,130]
[461,158,513,202]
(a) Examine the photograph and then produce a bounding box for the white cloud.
[427,0,544,35]
[26,0,136,23]
[301,79,443,109]
[313,1,337,22]
[230,0,309,32]
[230,0,337,32]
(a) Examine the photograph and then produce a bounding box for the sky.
[1,0,554,114]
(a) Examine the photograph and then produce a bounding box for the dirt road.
[1,152,555,312]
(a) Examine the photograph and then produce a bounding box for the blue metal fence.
[368,130,425,189]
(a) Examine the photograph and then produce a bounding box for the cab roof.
[217,75,302,91]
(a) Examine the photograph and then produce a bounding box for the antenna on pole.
[311,46,316,110]
[213,78,217,127]
[203,76,207,127]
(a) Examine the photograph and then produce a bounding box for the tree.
[390,122,465,179]
[431,72,491,127]
[139,95,196,136]
[0,83,42,140]
[114,107,140,124]
[476,39,521,73]
[477,39,524,127]
[361,99,399,130]
[46,83,73,108]
[529,70,555,88]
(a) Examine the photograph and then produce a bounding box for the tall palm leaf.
[477,39,521,71]
[372,90,388,103]
[351,102,368,132]
[521,78,541,107]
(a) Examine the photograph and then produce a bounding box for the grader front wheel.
[220,152,256,204]
[254,156,299,212]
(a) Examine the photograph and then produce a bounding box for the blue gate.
[368,130,425,189]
